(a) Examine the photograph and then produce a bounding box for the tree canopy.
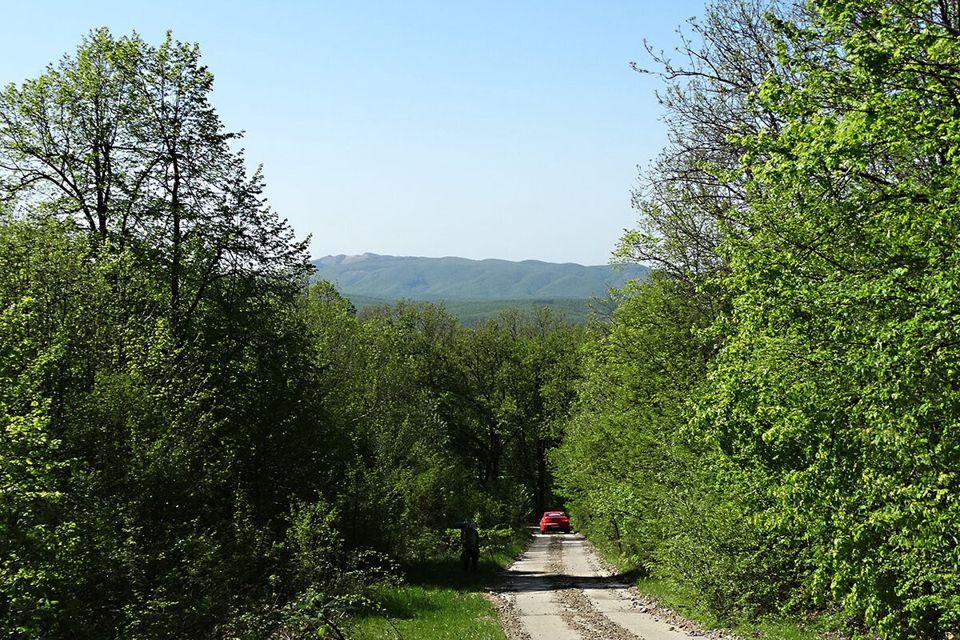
[554,1,960,637]
[0,30,586,639]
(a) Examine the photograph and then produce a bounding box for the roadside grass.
[588,539,837,640]
[349,584,503,640]
[348,541,524,640]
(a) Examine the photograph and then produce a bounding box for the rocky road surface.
[490,532,740,640]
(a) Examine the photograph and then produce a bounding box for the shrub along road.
[492,533,738,640]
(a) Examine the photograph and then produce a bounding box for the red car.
[539,510,571,533]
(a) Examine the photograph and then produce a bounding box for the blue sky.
[0,1,707,265]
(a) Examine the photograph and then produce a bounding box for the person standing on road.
[455,520,480,570]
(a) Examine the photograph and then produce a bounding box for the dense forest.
[553,0,960,638]
[309,253,649,325]
[0,29,584,638]
[4,0,960,638]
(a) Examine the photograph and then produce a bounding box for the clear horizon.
[313,250,632,268]
[0,0,707,265]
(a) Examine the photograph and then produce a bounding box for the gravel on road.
[489,532,743,640]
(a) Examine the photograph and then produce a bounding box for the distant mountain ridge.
[311,253,648,301]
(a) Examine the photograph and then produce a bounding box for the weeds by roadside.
[347,530,526,639]
[587,536,844,640]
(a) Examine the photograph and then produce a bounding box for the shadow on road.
[400,530,645,595]
[500,569,641,592]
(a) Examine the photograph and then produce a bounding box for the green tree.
[705,1,960,633]
[593,0,960,635]
[0,216,112,636]
[0,32,324,638]
[0,29,309,338]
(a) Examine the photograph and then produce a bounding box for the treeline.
[553,1,960,638]
[0,31,583,638]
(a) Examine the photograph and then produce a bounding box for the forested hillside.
[553,1,960,638]
[312,253,646,324]
[312,254,647,300]
[0,30,584,638]
[347,293,598,326]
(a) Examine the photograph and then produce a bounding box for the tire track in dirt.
[493,532,740,640]
[548,537,639,640]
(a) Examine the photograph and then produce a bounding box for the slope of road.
[491,533,740,640]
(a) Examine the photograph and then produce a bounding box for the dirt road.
[492,532,730,640]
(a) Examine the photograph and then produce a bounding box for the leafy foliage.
[555,1,960,638]
[0,32,586,639]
